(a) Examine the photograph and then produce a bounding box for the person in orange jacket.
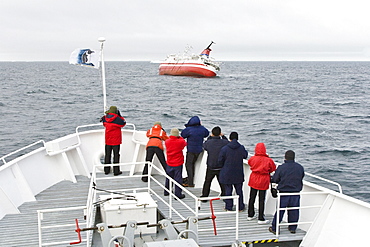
[142,122,169,182]
[247,143,276,224]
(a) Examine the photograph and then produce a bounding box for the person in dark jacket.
[219,132,248,211]
[141,121,169,182]
[181,116,209,187]
[269,150,305,235]
[101,106,126,175]
[200,126,229,200]
[247,143,276,224]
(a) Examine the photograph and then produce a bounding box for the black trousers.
[104,144,121,174]
[184,152,201,186]
[247,187,267,220]
[142,146,167,181]
[201,168,225,197]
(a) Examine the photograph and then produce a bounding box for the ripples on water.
[0,61,369,202]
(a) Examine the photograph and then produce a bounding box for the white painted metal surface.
[1,124,370,246]
[100,192,158,236]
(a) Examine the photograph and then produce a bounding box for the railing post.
[38,211,43,247]
[169,179,173,219]
[276,193,281,237]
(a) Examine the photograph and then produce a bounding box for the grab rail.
[37,206,88,247]
[149,163,240,240]
[75,122,143,146]
[45,123,137,156]
[1,123,139,163]
[149,163,198,220]
[305,172,343,194]
[273,162,342,193]
[0,140,45,165]
[274,191,329,238]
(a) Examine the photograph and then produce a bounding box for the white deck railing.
[274,191,330,237]
[148,163,240,240]
[305,172,343,193]
[37,206,88,246]
[0,140,45,165]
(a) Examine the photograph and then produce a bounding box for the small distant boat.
[158,42,220,77]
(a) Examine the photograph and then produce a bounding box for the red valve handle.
[70,219,82,245]
[210,198,220,235]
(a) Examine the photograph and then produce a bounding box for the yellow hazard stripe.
[243,239,278,244]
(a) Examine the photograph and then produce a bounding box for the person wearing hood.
[269,150,305,235]
[101,106,126,175]
[181,116,209,187]
[219,132,248,211]
[200,126,229,200]
[141,122,169,182]
[247,143,276,224]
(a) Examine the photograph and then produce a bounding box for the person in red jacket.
[247,143,276,224]
[101,106,126,175]
[164,128,187,199]
[141,122,169,182]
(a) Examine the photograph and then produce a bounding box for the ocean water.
[1,61,369,203]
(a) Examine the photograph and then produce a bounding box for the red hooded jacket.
[248,143,276,190]
[165,136,187,167]
[102,113,126,146]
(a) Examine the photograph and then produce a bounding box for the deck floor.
[92,172,305,246]
[0,172,304,246]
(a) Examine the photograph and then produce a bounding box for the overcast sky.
[1,0,370,61]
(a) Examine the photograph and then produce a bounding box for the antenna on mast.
[98,37,107,113]
[206,41,215,50]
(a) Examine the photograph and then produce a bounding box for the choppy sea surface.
[1,61,369,203]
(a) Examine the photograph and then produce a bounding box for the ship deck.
[0,172,305,246]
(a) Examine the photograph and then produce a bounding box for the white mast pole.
[98,37,107,113]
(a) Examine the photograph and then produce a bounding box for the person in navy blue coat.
[269,150,305,235]
[181,116,209,187]
[201,126,229,199]
[219,132,248,211]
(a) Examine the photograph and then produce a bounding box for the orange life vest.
[146,124,169,150]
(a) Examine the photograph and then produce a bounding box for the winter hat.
[285,150,295,161]
[154,121,162,127]
[212,126,221,136]
[170,128,180,137]
[105,106,117,114]
[229,132,238,140]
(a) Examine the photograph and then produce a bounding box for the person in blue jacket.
[200,126,229,200]
[269,150,305,235]
[219,132,248,211]
[181,116,209,187]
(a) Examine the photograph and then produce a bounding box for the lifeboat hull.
[159,63,217,77]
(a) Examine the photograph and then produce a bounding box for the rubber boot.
[113,165,122,176]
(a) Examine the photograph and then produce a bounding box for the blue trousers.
[223,183,245,211]
[271,195,300,232]
[165,165,183,197]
